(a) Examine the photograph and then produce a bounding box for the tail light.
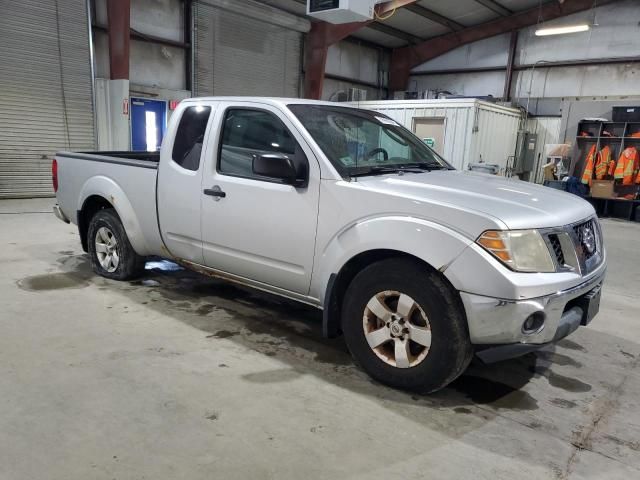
[52,159,58,192]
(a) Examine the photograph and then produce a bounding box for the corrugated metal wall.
[194,0,305,97]
[470,104,522,173]
[526,117,562,183]
[0,0,95,198]
[355,100,522,172]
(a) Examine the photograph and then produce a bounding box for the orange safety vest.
[614,146,639,186]
[581,144,597,185]
[594,145,614,180]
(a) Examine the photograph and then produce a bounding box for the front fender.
[77,176,152,256]
[311,215,473,302]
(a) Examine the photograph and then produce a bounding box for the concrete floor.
[1,198,639,480]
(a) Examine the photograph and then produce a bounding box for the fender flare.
[77,176,152,256]
[314,215,473,337]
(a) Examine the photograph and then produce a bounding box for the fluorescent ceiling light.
[535,24,590,36]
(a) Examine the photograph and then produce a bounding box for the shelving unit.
[571,120,640,189]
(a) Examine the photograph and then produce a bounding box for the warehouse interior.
[1,0,640,478]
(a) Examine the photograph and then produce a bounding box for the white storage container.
[353,99,523,173]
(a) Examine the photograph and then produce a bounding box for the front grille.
[548,234,565,265]
[573,219,598,260]
[542,217,602,275]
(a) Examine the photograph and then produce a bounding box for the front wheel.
[342,258,473,393]
[87,209,145,280]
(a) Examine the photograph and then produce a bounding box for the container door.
[413,118,446,156]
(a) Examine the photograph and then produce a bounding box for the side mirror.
[252,153,307,187]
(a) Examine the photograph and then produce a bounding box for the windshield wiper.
[349,165,426,177]
[401,163,449,171]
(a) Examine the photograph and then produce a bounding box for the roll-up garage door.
[0,0,96,198]
[193,0,309,97]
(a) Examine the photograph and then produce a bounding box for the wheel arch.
[322,249,464,339]
[77,176,151,255]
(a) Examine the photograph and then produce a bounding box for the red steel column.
[107,0,131,80]
[303,21,370,99]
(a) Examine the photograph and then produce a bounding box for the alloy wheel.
[362,290,432,368]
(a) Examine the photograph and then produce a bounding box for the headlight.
[477,230,555,273]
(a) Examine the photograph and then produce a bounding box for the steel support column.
[107,0,131,80]
[503,30,517,100]
[303,21,369,99]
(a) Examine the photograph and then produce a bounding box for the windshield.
[288,104,452,177]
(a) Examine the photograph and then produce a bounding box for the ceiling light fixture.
[535,24,590,36]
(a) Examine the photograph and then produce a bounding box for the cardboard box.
[590,180,615,198]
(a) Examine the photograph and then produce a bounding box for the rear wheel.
[342,258,473,393]
[88,209,145,280]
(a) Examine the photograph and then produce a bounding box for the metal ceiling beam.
[376,0,418,15]
[474,0,512,17]
[389,0,619,91]
[404,4,464,31]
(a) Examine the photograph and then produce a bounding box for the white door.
[200,103,320,294]
[413,118,446,156]
[157,103,216,263]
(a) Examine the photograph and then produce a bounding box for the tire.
[87,209,146,280]
[341,258,473,393]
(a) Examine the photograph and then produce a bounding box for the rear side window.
[172,106,211,171]
[219,109,299,178]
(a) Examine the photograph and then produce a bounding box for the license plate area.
[572,285,601,325]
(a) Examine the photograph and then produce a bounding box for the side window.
[219,109,300,178]
[171,106,211,171]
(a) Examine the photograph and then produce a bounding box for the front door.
[200,103,320,295]
[131,98,167,151]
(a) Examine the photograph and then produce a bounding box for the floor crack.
[557,356,640,479]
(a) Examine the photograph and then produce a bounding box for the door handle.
[203,186,226,199]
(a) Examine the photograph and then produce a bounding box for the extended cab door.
[157,102,216,263]
[200,102,320,295]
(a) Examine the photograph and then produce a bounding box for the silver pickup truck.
[53,97,606,392]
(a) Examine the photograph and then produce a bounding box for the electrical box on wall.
[307,0,381,24]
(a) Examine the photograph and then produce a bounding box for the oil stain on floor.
[17,272,90,291]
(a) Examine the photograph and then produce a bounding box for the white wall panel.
[412,34,511,72]
[326,41,380,85]
[409,71,506,98]
[517,0,640,65]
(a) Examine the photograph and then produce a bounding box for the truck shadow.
[58,254,587,419]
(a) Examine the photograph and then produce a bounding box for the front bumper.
[53,204,70,224]
[460,267,605,361]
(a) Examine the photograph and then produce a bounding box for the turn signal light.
[477,231,512,263]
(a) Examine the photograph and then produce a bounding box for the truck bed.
[55,150,164,256]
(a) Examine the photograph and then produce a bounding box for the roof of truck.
[181,97,351,108]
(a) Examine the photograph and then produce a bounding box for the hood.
[357,170,595,230]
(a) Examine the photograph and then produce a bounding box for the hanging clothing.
[614,146,639,186]
[594,145,615,180]
[581,144,597,185]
